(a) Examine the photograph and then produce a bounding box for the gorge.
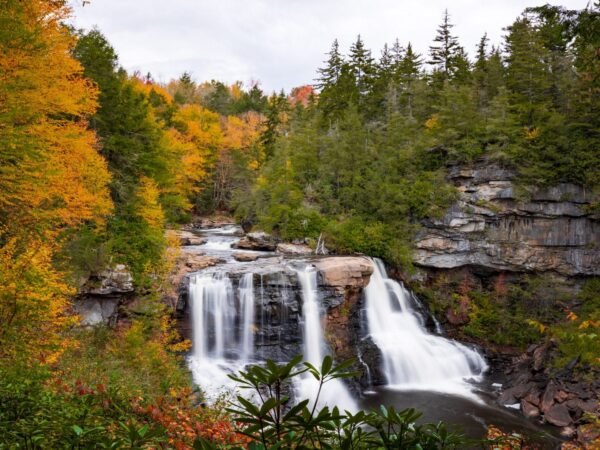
[177,223,559,444]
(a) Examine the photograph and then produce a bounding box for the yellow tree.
[0,0,111,363]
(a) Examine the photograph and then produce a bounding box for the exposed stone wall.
[414,159,600,277]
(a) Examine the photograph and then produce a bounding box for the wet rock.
[276,243,313,255]
[521,400,540,419]
[233,231,278,251]
[499,382,535,404]
[541,381,560,413]
[544,403,572,427]
[173,230,207,246]
[233,252,259,262]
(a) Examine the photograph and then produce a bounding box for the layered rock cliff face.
[414,159,599,277]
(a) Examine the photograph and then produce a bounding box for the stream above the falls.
[183,225,560,446]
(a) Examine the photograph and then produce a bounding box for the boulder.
[314,257,374,293]
[544,403,572,427]
[233,252,259,262]
[173,230,207,246]
[276,243,313,255]
[521,400,540,419]
[233,232,278,251]
[540,381,559,414]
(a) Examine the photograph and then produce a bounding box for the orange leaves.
[0,235,75,364]
[0,0,111,365]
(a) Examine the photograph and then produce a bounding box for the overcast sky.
[69,0,589,93]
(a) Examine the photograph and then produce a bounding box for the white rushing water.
[365,258,487,396]
[188,271,256,397]
[295,267,358,412]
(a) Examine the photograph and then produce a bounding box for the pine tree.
[316,39,343,89]
[348,35,375,101]
[428,10,462,83]
[504,16,552,127]
[395,42,423,119]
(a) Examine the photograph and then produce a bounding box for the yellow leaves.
[0,235,74,364]
[135,177,165,230]
[579,320,600,330]
[566,310,579,322]
[0,0,111,237]
[425,114,441,131]
[524,126,540,140]
[526,319,547,334]
[172,105,222,149]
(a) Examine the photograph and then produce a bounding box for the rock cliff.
[414,159,599,277]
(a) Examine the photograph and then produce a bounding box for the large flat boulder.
[314,257,373,292]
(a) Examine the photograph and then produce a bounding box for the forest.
[0,0,598,448]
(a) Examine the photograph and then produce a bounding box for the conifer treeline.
[241,5,599,264]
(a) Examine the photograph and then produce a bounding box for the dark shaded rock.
[524,390,541,406]
[544,403,572,427]
[566,398,598,414]
[521,400,540,419]
[541,381,559,414]
[233,232,278,251]
[356,336,386,387]
[499,382,535,404]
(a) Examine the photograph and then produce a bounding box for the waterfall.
[295,267,357,412]
[188,271,255,395]
[239,273,255,361]
[365,258,487,394]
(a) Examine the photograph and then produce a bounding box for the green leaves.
[226,356,471,449]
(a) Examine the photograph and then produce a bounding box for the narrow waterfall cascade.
[365,258,488,395]
[239,273,255,361]
[295,267,358,412]
[188,271,255,396]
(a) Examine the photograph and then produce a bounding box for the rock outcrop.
[76,264,134,326]
[314,257,378,386]
[414,159,599,277]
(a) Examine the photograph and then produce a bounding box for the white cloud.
[69,0,589,93]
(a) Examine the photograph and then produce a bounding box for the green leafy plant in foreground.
[194,355,471,449]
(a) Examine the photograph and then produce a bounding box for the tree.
[348,35,375,103]
[0,0,111,363]
[504,16,552,128]
[428,10,465,84]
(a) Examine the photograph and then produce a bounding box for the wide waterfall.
[295,267,357,412]
[364,258,487,395]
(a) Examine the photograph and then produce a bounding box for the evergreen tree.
[504,16,552,127]
[428,10,464,84]
[348,35,375,102]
